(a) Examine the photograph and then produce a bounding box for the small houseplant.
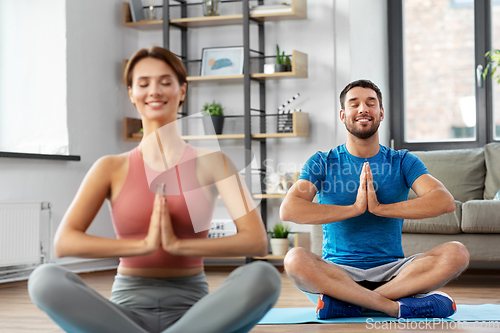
[201,100,224,135]
[275,45,291,73]
[268,222,292,255]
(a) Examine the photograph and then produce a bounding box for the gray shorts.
[303,253,421,305]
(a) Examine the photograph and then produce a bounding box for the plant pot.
[275,64,286,73]
[203,0,220,16]
[270,238,290,256]
[202,115,224,135]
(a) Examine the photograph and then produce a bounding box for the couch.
[310,142,500,264]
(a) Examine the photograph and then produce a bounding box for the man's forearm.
[280,196,363,225]
[371,188,455,220]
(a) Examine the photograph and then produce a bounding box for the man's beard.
[345,118,380,139]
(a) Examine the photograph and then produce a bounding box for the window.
[490,0,500,139]
[389,0,499,150]
[0,0,73,159]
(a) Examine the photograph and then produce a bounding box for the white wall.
[348,0,390,146]
[0,0,389,272]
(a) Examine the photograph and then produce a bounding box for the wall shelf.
[122,3,162,30]
[252,51,308,79]
[122,0,307,29]
[123,50,307,83]
[123,112,309,142]
[187,50,308,82]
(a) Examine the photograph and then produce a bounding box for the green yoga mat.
[258,305,500,325]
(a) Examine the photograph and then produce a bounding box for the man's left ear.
[380,108,385,121]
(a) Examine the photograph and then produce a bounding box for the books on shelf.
[250,3,292,15]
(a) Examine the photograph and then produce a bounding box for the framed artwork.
[200,46,244,76]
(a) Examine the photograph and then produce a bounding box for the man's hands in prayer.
[354,162,382,216]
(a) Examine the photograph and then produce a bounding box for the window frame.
[388,0,496,151]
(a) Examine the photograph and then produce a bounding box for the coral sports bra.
[111,145,212,268]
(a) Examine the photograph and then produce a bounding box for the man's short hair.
[339,79,383,109]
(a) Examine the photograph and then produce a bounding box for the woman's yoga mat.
[258,305,500,324]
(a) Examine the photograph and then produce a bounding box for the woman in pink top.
[28,46,281,333]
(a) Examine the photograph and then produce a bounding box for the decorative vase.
[202,115,224,135]
[270,238,290,256]
[148,5,155,20]
[203,0,220,16]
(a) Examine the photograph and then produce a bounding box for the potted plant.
[275,45,287,73]
[201,100,224,135]
[268,222,292,256]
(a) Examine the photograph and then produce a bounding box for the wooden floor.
[0,267,499,332]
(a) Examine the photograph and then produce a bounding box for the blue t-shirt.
[299,144,428,269]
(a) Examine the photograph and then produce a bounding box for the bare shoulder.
[83,152,130,193]
[84,152,130,202]
[92,152,129,175]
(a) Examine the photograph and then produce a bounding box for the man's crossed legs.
[284,241,470,319]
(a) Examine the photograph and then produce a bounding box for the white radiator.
[0,202,50,268]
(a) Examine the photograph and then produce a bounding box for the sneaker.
[397,291,457,319]
[315,293,362,319]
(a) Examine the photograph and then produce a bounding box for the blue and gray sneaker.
[315,293,362,319]
[397,291,457,319]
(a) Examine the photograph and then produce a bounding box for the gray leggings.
[28,261,281,333]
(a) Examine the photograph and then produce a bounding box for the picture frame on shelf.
[200,46,244,77]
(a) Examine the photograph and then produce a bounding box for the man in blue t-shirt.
[280,80,469,320]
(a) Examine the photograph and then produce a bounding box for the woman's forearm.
[53,230,151,259]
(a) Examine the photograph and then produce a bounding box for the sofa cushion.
[461,200,500,233]
[409,148,485,202]
[403,233,500,261]
[484,142,500,200]
[402,200,462,234]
